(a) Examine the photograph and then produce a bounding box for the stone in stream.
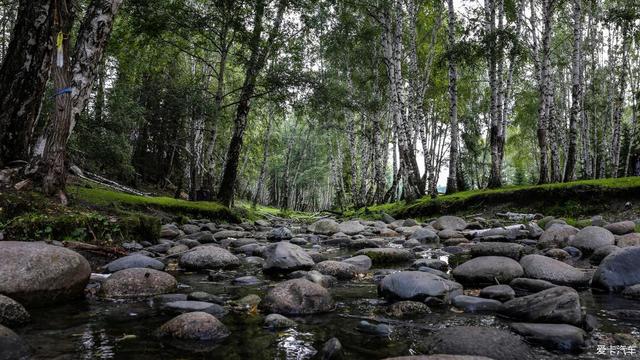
[100,268,177,298]
[184,231,214,244]
[622,284,640,299]
[418,267,451,279]
[267,227,293,241]
[0,295,30,327]
[181,223,201,235]
[589,245,620,265]
[313,261,360,280]
[605,220,636,235]
[232,275,263,285]
[591,246,640,292]
[158,312,229,341]
[320,337,344,360]
[0,324,30,360]
[308,219,340,235]
[261,278,334,315]
[188,291,224,304]
[519,254,590,288]
[356,320,391,336]
[0,241,91,307]
[469,242,524,260]
[617,232,640,247]
[355,248,415,265]
[438,229,463,240]
[104,254,165,273]
[213,230,249,240]
[338,220,365,235]
[526,222,544,238]
[479,284,515,302]
[179,246,240,270]
[161,300,227,317]
[452,256,524,285]
[418,326,533,360]
[262,241,315,273]
[176,238,202,248]
[303,270,337,288]
[378,271,463,305]
[500,286,583,325]
[433,216,467,231]
[160,224,180,239]
[452,295,503,313]
[264,313,297,329]
[538,224,579,248]
[342,255,372,271]
[385,301,431,317]
[510,322,586,353]
[568,226,615,255]
[167,244,189,256]
[509,278,557,296]
[410,258,449,272]
[408,228,440,244]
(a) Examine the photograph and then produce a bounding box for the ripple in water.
[80,326,114,359]
[276,329,317,360]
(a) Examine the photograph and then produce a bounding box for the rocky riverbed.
[1,214,640,359]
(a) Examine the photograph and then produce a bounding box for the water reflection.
[275,329,317,360]
[80,326,114,359]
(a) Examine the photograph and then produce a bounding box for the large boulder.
[261,279,334,315]
[179,246,240,270]
[500,286,582,325]
[568,226,615,254]
[313,261,359,280]
[158,312,229,341]
[0,295,30,327]
[267,227,293,241]
[519,254,590,288]
[342,255,372,272]
[0,324,30,360]
[617,233,640,247]
[338,220,365,235]
[308,219,340,235]
[418,326,533,360]
[538,225,578,248]
[378,271,463,305]
[452,295,503,313]
[263,242,315,273]
[355,248,415,265]
[0,241,91,306]
[470,242,524,260]
[452,256,523,285]
[409,228,440,244]
[104,254,165,273]
[510,323,586,352]
[592,246,640,292]
[99,268,177,298]
[605,221,636,235]
[433,216,467,231]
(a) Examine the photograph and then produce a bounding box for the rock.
[356,320,391,336]
[509,278,557,296]
[213,230,249,240]
[313,261,359,280]
[342,255,372,271]
[100,268,177,298]
[622,284,640,299]
[589,245,620,265]
[409,228,440,244]
[0,295,30,327]
[568,226,615,254]
[0,324,30,360]
[526,222,544,238]
[562,246,582,258]
[320,337,344,360]
[617,233,640,247]
[479,284,515,302]
[355,248,415,265]
[181,224,201,234]
[153,294,188,304]
[500,286,582,325]
[261,279,334,315]
[452,295,502,313]
[232,275,263,286]
[167,244,189,256]
[160,224,180,239]
[104,254,165,273]
[605,221,636,235]
[158,312,229,341]
[146,243,172,253]
[385,301,431,317]
[519,254,590,288]
[263,241,315,273]
[234,294,261,308]
[188,291,224,304]
[179,246,240,270]
[309,219,340,235]
[338,220,365,235]
[452,256,523,285]
[538,225,579,248]
[264,313,297,329]
[418,267,451,279]
[382,213,396,224]
[592,246,640,292]
[470,242,524,260]
[304,270,337,288]
[185,231,214,243]
[0,241,91,306]
[161,301,227,317]
[419,326,533,360]
[378,271,463,305]
[510,323,586,352]
[433,216,467,231]
[267,227,293,241]
[384,357,493,360]
[255,219,270,227]
[545,248,569,260]
[410,259,448,272]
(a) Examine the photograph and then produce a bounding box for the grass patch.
[236,201,317,223]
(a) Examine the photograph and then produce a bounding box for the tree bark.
[537,0,555,184]
[445,0,459,194]
[253,108,274,207]
[486,0,502,188]
[564,0,583,182]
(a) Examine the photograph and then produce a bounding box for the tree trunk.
[611,27,629,178]
[486,0,502,188]
[537,0,555,184]
[253,109,274,207]
[445,0,459,194]
[564,0,582,182]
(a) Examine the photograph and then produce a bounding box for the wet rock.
[188,291,224,304]
[418,267,451,279]
[153,293,188,304]
[433,216,467,231]
[510,323,585,352]
[526,222,544,239]
[545,248,569,260]
[338,220,365,235]
[356,320,391,336]
[605,221,636,235]
[122,241,143,251]
[568,226,615,255]
[185,231,214,244]
[348,239,385,250]
[167,244,189,256]
[500,286,582,325]
[438,229,463,240]
[622,284,640,299]
[0,295,30,327]
[0,324,30,360]
[342,255,372,271]
[264,313,296,329]
[261,278,334,315]
[419,326,533,360]
[592,246,640,292]
[382,213,396,224]
[320,337,344,360]
[452,295,502,313]
[181,224,201,235]
[411,259,449,272]
[538,225,579,248]
[290,237,308,246]
[589,245,620,265]
[158,312,229,341]
[146,243,172,253]
[179,246,240,270]
[617,232,640,247]
[160,224,180,239]
[452,256,523,285]
[263,241,315,273]
[267,227,293,241]
[232,275,263,285]
[479,284,515,302]
[309,219,340,235]
[213,230,249,240]
[303,270,337,288]
[519,254,590,288]
[0,241,91,306]
[161,301,227,317]
[105,254,165,273]
[100,268,177,298]
[409,228,440,244]
[385,300,430,317]
[176,238,202,248]
[509,278,557,296]
[236,243,262,256]
[470,242,524,260]
[234,294,261,308]
[355,248,415,265]
[562,246,582,258]
[384,356,493,360]
[313,261,359,280]
[378,271,463,305]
